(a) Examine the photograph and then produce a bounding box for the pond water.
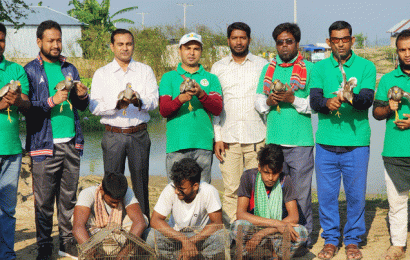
[20,112,388,194]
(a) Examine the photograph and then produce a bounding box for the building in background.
[387,19,410,47]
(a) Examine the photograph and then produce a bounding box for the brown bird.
[180,77,196,111]
[0,80,22,122]
[267,79,289,113]
[388,86,410,121]
[117,83,141,115]
[55,73,75,112]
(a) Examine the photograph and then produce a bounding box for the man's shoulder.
[353,54,376,69]
[380,68,398,81]
[24,58,40,71]
[199,181,218,192]
[303,60,314,70]
[250,54,269,66]
[212,55,231,68]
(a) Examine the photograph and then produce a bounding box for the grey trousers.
[281,146,314,240]
[102,129,151,218]
[32,140,80,247]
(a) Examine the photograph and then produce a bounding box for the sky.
[22,0,410,46]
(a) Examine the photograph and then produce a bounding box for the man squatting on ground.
[310,20,376,260]
[24,20,89,260]
[255,22,314,246]
[211,22,267,223]
[146,158,225,259]
[90,28,159,219]
[159,32,222,183]
[0,22,31,260]
[73,173,147,257]
[373,29,410,260]
[232,144,308,258]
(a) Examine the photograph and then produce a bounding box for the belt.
[105,123,147,134]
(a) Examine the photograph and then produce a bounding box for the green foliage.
[78,24,112,60]
[354,33,368,49]
[0,0,30,28]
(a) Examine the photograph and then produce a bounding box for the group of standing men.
[0,16,410,260]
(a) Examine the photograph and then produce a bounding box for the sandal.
[318,244,338,260]
[384,246,405,260]
[345,244,363,260]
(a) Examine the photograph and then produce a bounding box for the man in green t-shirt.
[310,21,376,260]
[159,32,223,183]
[0,22,31,260]
[373,29,410,260]
[255,23,314,249]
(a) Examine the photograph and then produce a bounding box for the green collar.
[330,50,356,68]
[394,65,410,78]
[0,55,7,71]
[177,62,205,76]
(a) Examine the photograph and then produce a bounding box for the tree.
[354,33,367,49]
[67,0,137,32]
[0,0,30,27]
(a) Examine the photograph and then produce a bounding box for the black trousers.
[32,140,80,247]
[101,129,151,218]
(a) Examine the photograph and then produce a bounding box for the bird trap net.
[78,226,156,259]
[153,224,230,259]
[233,224,292,260]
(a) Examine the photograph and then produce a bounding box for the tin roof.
[3,6,84,26]
[387,19,410,33]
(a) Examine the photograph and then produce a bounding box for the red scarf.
[263,52,307,94]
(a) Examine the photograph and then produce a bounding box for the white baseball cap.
[178,32,203,47]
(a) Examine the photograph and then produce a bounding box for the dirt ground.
[14,157,408,260]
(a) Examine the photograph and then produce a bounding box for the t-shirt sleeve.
[309,62,325,90]
[282,176,298,203]
[124,187,138,208]
[205,184,222,214]
[209,74,223,95]
[375,75,389,102]
[153,184,174,217]
[237,170,253,198]
[76,186,97,208]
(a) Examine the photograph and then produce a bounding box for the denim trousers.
[0,153,22,259]
[315,144,369,246]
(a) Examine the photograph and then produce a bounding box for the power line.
[137,12,149,29]
[177,3,193,29]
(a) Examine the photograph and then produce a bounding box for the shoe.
[318,244,338,260]
[383,246,405,260]
[345,244,363,260]
[37,244,53,260]
[59,239,79,259]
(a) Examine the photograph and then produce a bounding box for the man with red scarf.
[255,23,314,250]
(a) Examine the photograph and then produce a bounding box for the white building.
[3,6,84,58]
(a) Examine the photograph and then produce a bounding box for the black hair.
[102,173,128,200]
[37,20,62,39]
[257,144,284,172]
[227,22,251,38]
[0,23,6,36]
[111,28,134,44]
[396,29,410,48]
[272,23,301,43]
[328,21,352,37]
[170,158,202,186]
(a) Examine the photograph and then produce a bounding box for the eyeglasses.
[330,36,352,44]
[276,38,295,46]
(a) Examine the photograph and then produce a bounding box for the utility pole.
[177,3,193,29]
[137,12,149,29]
[294,0,297,24]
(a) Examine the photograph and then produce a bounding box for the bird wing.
[0,85,10,98]
[387,87,393,99]
[55,80,66,90]
[403,91,410,102]
[118,90,125,100]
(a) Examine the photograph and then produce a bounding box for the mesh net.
[153,224,230,260]
[78,226,156,259]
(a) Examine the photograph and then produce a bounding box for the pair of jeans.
[0,153,22,259]
[315,144,369,246]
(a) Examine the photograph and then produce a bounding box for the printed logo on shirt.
[39,76,45,84]
[200,79,209,87]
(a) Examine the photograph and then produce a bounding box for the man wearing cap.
[90,28,158,219]
[159,32,223,183]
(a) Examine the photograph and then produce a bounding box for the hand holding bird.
[388,86,410,121]
[54,73,74,112]
[0,80,22,122]
[117,83,141,115]
[179,77,197,111]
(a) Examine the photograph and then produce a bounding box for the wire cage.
[78,226,156,259]
[233,224,292,260]
[153,224,230,260]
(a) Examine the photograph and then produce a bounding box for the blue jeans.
[0,153,22,259]
[166,149,213,183]
[315,144,369,246]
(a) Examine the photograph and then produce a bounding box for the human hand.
[187,82,205,98]
[178,93,193,104]
[179,240,199,260]
[3,89,23,107]
[266,93,279,106]
[214,141,226,162]
[245,232,264,252]
[395,113,410,130]
[53,89,69,105]
[277,222,300,242]
[116,99,130,110]
[389,99,400,111]
[271,88,295,104]
[326,96,342,111]
[74,82,88,98]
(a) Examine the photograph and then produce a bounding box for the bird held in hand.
[0,80,22,122]
[388,86,410,121]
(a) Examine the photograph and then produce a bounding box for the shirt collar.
[226,52,255,65]
[111,58,137,73]
[177,63,204,76]
[394,65,410,78]
[36,53,66,66]
[330,50,356,68]
[0,55,6,71]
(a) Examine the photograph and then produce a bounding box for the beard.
[40,46,61,62]
[399,57,410,72]
[340,49,352,61]
[279,49,298,63]
[230,45,249,57]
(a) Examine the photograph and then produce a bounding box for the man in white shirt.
[211,22,268,223]
[89,29,159,219]
[146,158,225,259]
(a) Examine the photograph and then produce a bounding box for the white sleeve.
[291,95,313,114]
[76,186,97,208]
[255,94,270,114]
[124,187,138,208]
[138,66,159,111]
[213,115,222,142]
[89,69,118,116]
[205,185,222,214]
[153,184,174,217]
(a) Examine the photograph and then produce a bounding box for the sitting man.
[232,144,308,258]
[146,158,225,259]
[73,173,147,248]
